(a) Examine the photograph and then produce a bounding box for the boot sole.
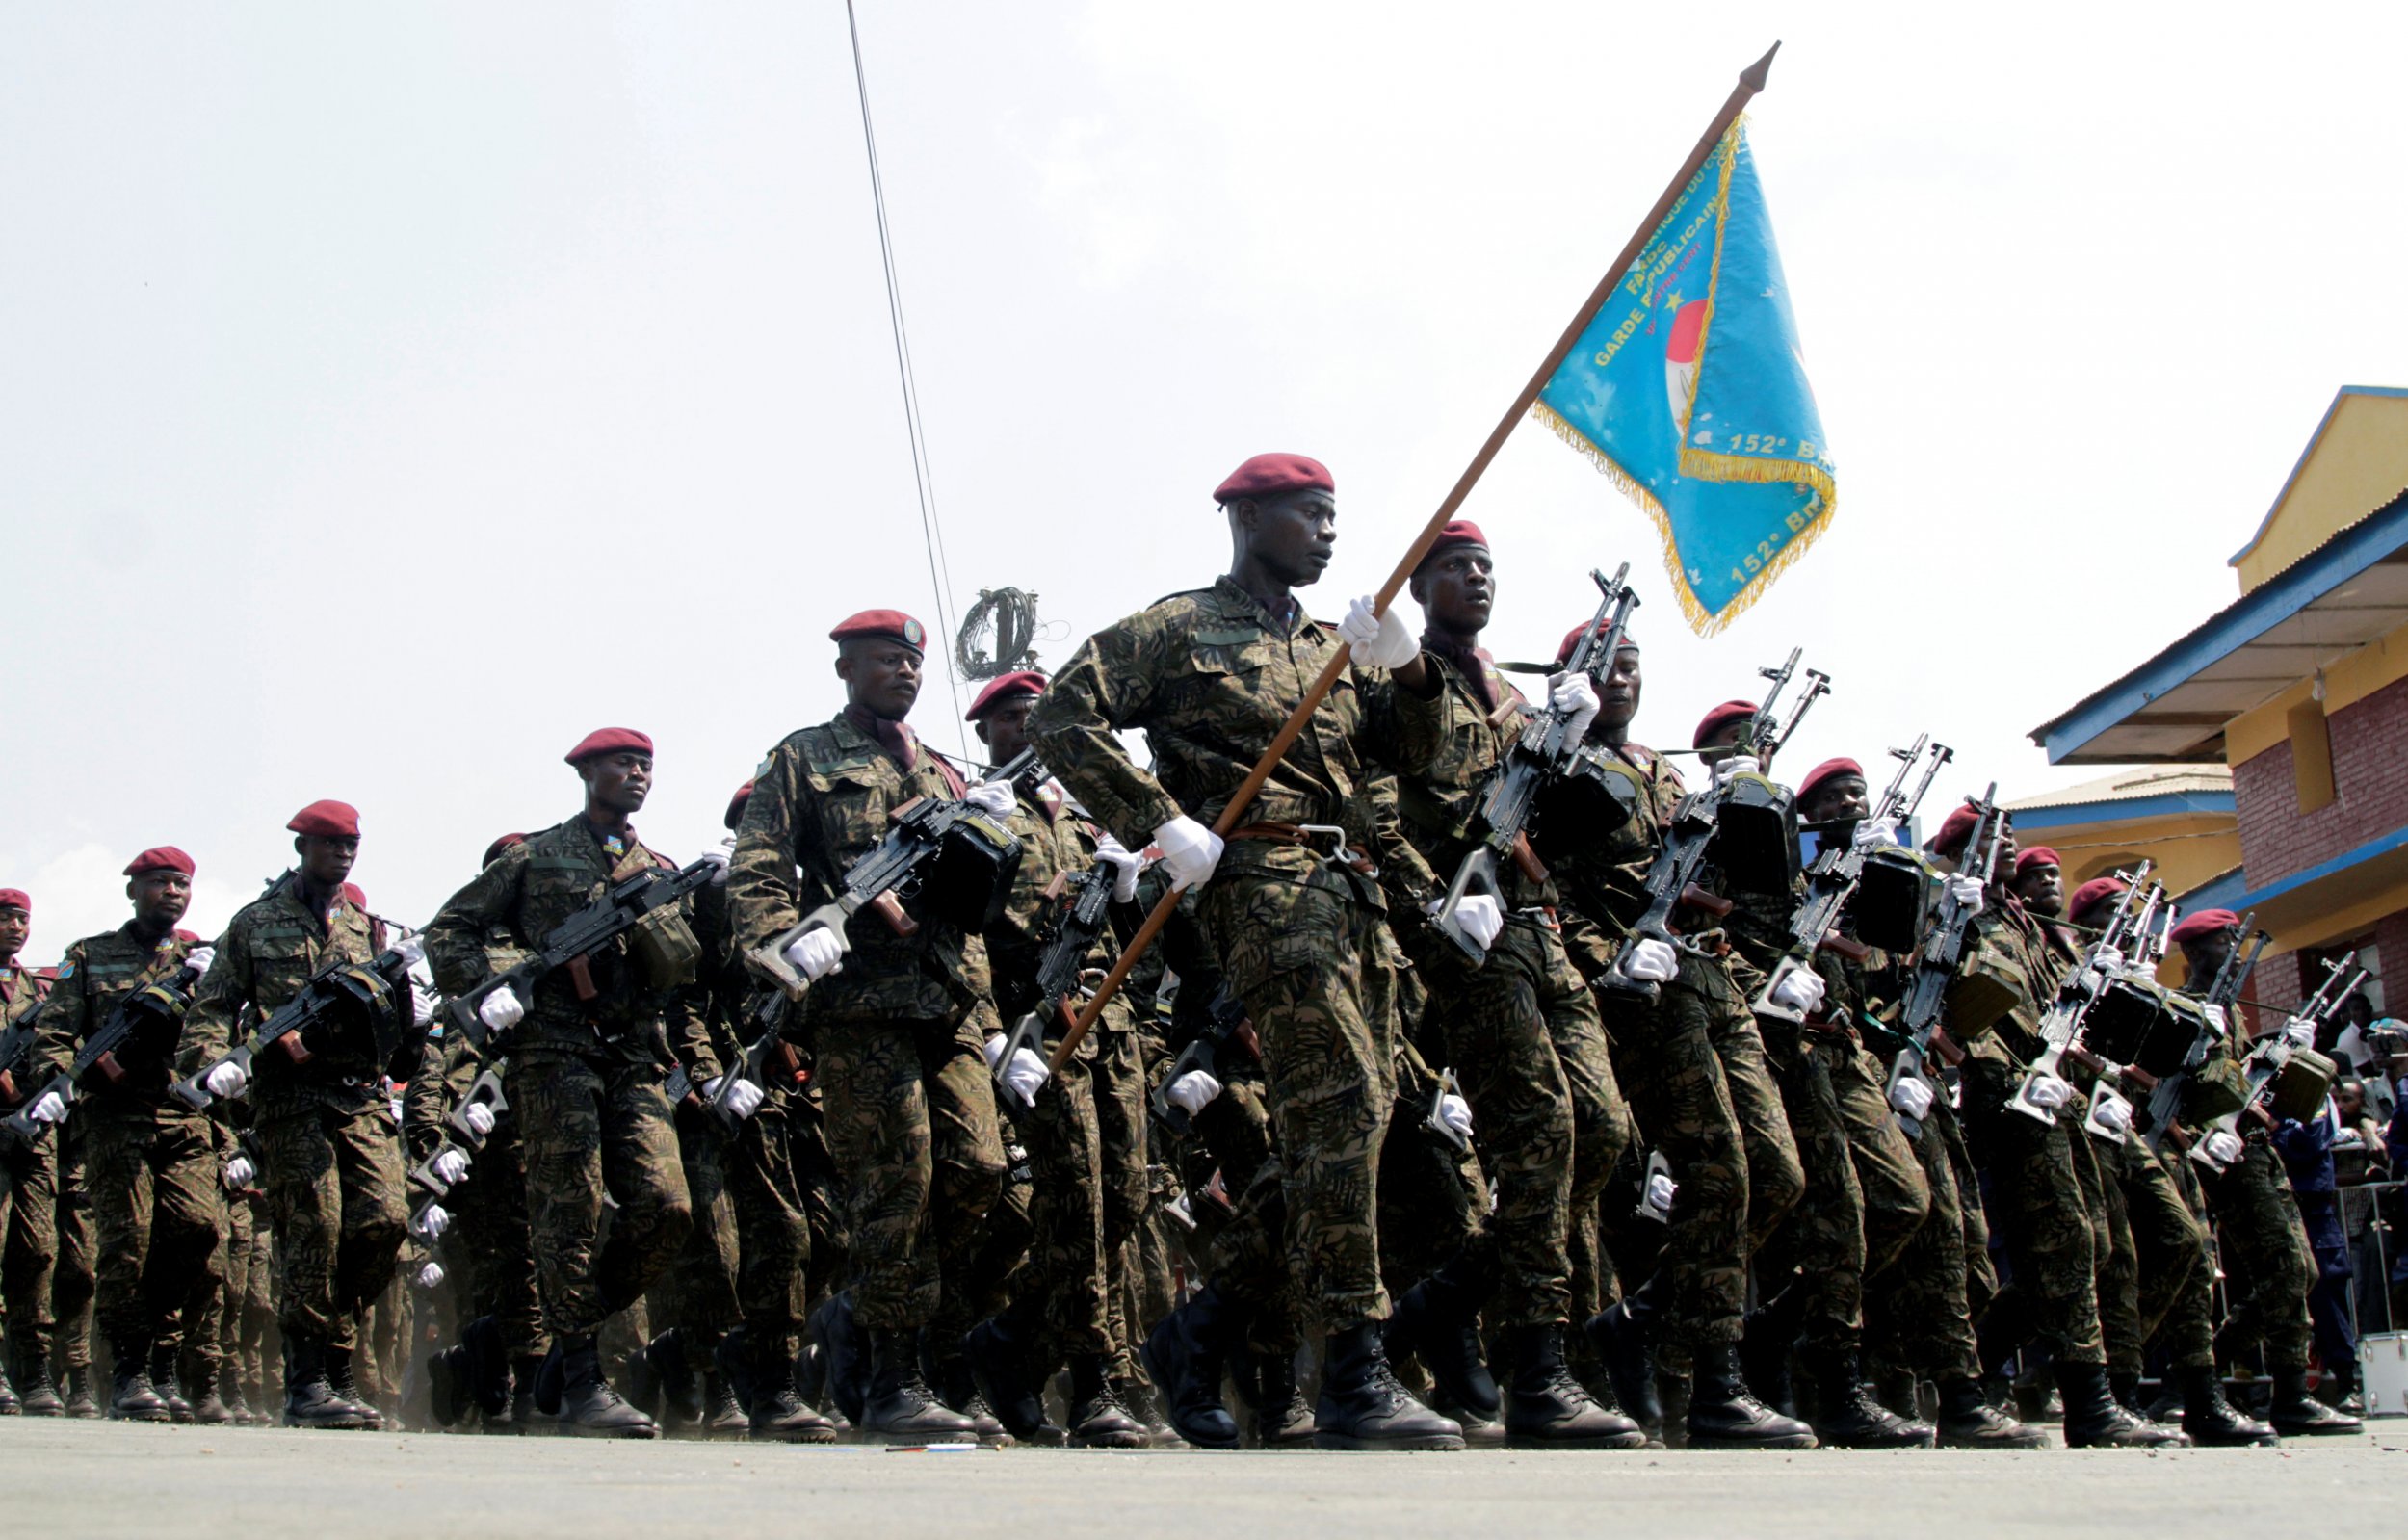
[1312,1431,1467,1451]
[563,1423,661,1438]
[2271,1423,2361,1437]
[1505,1429,1650,1449]
[1687,1431,1819,1449]
[747,1425,840,1444]
[1937,1432,2048,1450]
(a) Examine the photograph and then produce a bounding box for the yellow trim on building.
[2234,391,2408,592]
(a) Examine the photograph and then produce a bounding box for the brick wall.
[2233,673,2408,884]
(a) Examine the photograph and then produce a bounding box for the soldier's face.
[838,640,923,720]
[1238,490,1336,587]
[297,834,357,887]
[2015,864,2063,917]
[1411,546,1493,635]
[1596,647,1642,733]
[975,696,1036,765]
[1800,775,1869,823]
[0,907,25,960]
[583,752,652,815]
[128,871,191,929]
[1696,719,1745,765]
[2179,933,2231,984]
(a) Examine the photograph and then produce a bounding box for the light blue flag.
[1536,119,1834,635]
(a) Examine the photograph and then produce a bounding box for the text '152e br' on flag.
[1535,118,1833,636]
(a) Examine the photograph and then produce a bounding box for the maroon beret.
[482,833,527,868]
[0,888,28,914]
[2015,846,2061,875]
[723,781,757,832]
[1796,758,1863,804]
[966,669,1047,723]
[2169,908,2241,944]
[340,881,367,911]
[828,610,928,652]
[1213,453,1333,505]
[1555,619,1641,666]
[286,799,360,839]
[2067,877,2128,926]
[565,727,653,766]
[124,847,196,878]
[1929,801,1988,860]
[1418,520,1490,566]
[1692,700,1759,750]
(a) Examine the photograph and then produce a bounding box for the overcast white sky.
[6,3,2405,955]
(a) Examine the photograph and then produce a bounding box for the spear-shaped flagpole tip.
[1741,41,1780,91]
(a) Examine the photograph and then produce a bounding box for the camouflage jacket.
[1387,646,1557,914]
[1954,897,2058,1069]
[181,873,400,1115]
[1531,739,1689,984]
[726,711,997,1032]
[33,923,204,1111]
[425,816,714,1074]
[982,779,1135,1053]
[1026,576,1436,903]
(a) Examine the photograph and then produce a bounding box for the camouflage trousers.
[813,1015,1004,1335]
[1958,1057,2105,1367]
[1419,914,1630,1327]
[1,1132,59,1378]
[789,1083,848,1307]
[1200,868,1400,1332]
[82,1106,224,1358]
[2069,1111,2142,1375]
[1375,1061,1486,1297]
[656,1102,742,1356]
[512,1055,693,1340]
[1089,1027,1151,1378]
[214,1192,276,1405]
[725,1090,816,1370]
[444,1112,544,1361]
[253,1097,408,1348]
[1002,1049,1112,1359]
[2114,1138,2214,1370]
[52,1127,93,1374]
[2204,1135,2315,1370]
[1867,1099,1983,1384]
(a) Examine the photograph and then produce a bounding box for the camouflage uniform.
[1385,645,1631,1329]
[181,875,411,1355]
[2,965,62,1393]
[425,820,703,1341]
[50,1119,94,1392]
[726,711,1005,1337]
[401,1031,544,1366]
[1028,578,1438,1332]
[31,927,224,1375]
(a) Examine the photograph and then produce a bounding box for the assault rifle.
[172,938,423,1109]
[1883,784,2003,1137]
[991,865,1119,1107]
[2003,868,2154,1125]
[1600,785,1733,1003]
[1149,985,1258,1137]
[450,858,720,1054]
[405,1065,509,1233]
[1751,737,1943,1027]
[1707,650,1832,895]
[0,954,206,1146]
[1734,648,1831,770]
[2189,951,2365,1174]
[2141,915,2264,1148]
[1432,565,1636,960]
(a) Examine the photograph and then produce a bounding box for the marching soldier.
[0,889,63,1415]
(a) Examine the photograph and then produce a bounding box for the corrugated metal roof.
[2004,765,2232,812]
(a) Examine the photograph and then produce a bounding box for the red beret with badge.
[2169,908,2241,943]
[1213,453,1333,506]
[564,727,654,766]
[1796,758,1863,804]
[828,610,928,652]
[966,669,1048,723]
[1692,700,1758,750]
[124,847,196,878]
[0,888,28,914]
[286,799,361,839]
[1929,801,1991,860]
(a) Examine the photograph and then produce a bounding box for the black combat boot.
[324,1344,384,1429]
[1139,1282,1245,1450]
[107,1336,169,1422]
[221,1380,251,1425]
[1686,1342,1818,1449]
[1248,1347,1315,1448]
[859,1328,975,1443]
[556,1334,659,1438]
[1738,1285,1807,1420]
[508,1355,548,1432]
[1065,1353,1147,1448]
[2109,1370,2187,1444]
[456,1317,510,1423]
[929,1340,1010,1446]
[963,1314,1063,1445]
[1501,1322,1646,1449]
[1807,1348,1933,1449]
[150,1343,192,1423]
[428,1344,471,1428]
[808,1292,869,1426]
[2055,1359,2184,1448]
[13,1346,63,1417]
[1582,1293,1663,1433]
[694,1373,745,1435]
[282,1338,371,1429]
[0,1368,16,1414]
[2267,1365,2362,1436]
[1314,1320,1466,1450]
[747,1332,835,1443]
[646,1327,705,1429]
[533,1340,565,1419]
[187,1362,233,1424]
[1381,1251,1502,1422]
[64,1364,102,1419]
[2177,1365,2277,1447]
[1933,1374,2044,1449]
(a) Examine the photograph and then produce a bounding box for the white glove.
[2092,946,2126,976]
[1546,670,1600,744]
[389,1096,406,1124]
[1165,1068,1223,1117]
[706,1075,765,1121]
[478,987,525,1032]
[1000,1047,1051,1109]
[1643,1171,1679,1214]
[1339,595,1418,670]
[431,1148,471,1186]
[964,779,1017,819]
[414,1202,453,1240]
[1432,894,1504,952]
[2283,1019,2316,1049]
[2092,1097,2133,1135]
[223,1155,255,1188]
[1713,753,1762,786]
[1889,1075,1935,1121]
[410,980,437,1028]
[28,1090,69,1125]
[2200,1003,2229,1039]
[204,1058,250,1098]
[1092,834,1142,904]
[700,840,733,885]
[1436,1092,1475,1141]
[1769,967,1826,1015]
[2203,1129,2245,1166]
[182,945,217,977]
[416,1262,446,1290]
[1620,937,1678,984]
[1150,816,1224,889]
[461,1102,497,1138]
[391,933,428,968]
[1850,815,1899,849]
[1946,875,1985,914]
[781,929,845,981]
[2024,1072,2073,1110]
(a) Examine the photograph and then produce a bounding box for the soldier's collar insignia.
[603,835,625,856]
